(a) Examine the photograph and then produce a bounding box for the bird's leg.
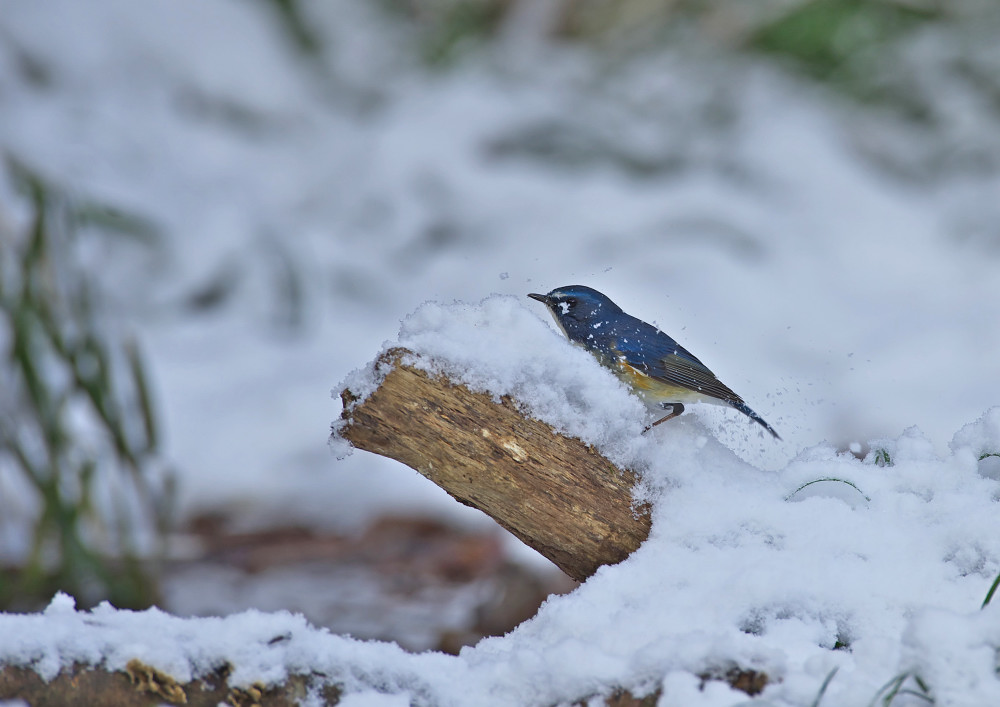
[642,403,685,434]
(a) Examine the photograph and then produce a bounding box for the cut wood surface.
[337,348,652,581]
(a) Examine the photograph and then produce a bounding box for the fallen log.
[0,660,767,706]
[0,660,340,707]
[336,348,652,581]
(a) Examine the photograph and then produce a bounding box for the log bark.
[337,348,652,581]
[0,660,341,707]
[0,662,765,705]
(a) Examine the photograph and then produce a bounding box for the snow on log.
[337,348,652,581]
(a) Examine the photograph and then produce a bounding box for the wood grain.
[337,348,652,581]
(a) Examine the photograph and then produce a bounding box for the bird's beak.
[527,293,551,305]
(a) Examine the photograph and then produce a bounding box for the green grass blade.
[809,666,839,707]
[982,572,1000,609]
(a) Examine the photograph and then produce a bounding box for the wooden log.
[0,660,341,707]
[336,348,652,581]
[0,661,766,705]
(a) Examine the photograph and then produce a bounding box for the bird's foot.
[641,403,685,434]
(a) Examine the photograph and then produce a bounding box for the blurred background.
[1,0,999,651]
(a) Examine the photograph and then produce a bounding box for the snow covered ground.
[2,1,1000,705]
[3,300,1000,704]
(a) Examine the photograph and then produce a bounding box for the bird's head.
[527,285,622,340]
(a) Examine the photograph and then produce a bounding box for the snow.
[5,301,1000,704]
[2,0,1000,705]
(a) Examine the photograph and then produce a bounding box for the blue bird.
[528,285,780,439]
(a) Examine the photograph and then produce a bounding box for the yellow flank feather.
[614,360,724,407]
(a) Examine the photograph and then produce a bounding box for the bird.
[528,285,780,439]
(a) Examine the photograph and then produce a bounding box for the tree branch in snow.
[0,659,342,707]
[337,348,652,582]
[0,660,767,705]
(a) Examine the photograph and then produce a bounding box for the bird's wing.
[612,324,746,406]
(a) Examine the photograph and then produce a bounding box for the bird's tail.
[732,401,781,440]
